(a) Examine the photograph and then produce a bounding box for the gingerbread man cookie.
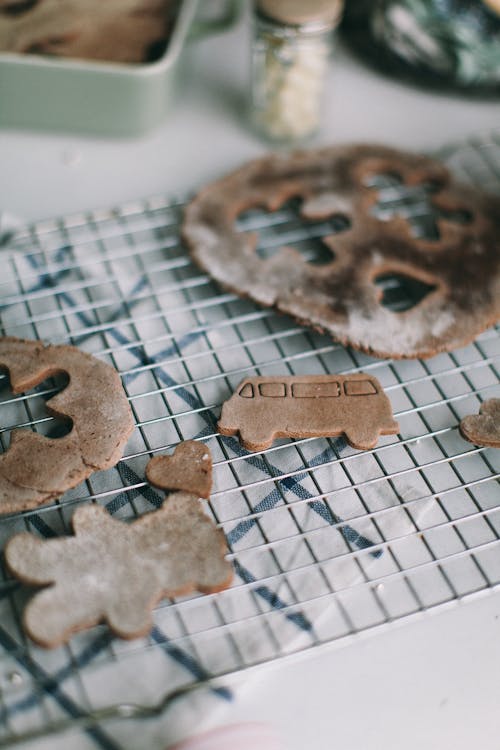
[5,445,232,647]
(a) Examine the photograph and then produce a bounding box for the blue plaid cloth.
[0,207,429,750]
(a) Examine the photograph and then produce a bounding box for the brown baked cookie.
[460,398,500,448]
[0,337,134,514]
[0,0,173,63]
[218,373,399,451]
[146,440,212,499]
[5,499,233,647]
[183,144,500,360]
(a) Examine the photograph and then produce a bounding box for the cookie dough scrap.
[218,373,399,451]
[146,440,212,498]
[0,337,134,515]
[0,0,174,64]
[6,498,233,648]
[460,398,500,448]
[183,143,500,359]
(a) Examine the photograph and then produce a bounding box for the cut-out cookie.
[146,440,212,498]
[460,398,500,448]
[5,498,233,648]
[0,337,134,514]
[218,374,399,451]
[183,144,500,359]
[0,0,173,64]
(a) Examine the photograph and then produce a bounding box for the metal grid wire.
[0,132,499,748]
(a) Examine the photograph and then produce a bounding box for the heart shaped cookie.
[145,440,212,498]
[460,398,500,448]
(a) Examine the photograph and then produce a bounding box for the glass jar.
[250,0,344,144]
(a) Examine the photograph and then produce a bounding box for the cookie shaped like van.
[218,374,399,452]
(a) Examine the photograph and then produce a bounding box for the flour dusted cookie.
[146,440,212,498]
[218,373,399,451]
[460,398,500,448]
[183,144,500,359]
[0,337,134,514]
[5,498,233,647]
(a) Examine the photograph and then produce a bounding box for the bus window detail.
[259,383,286,398]
[292,382,340,398]
[239,383,254,398]
[344,380,377,396]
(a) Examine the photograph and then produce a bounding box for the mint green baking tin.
[0,0,238,136]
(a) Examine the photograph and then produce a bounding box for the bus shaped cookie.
[218,374,399,452]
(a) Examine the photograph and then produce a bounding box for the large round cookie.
[182,144,500,359]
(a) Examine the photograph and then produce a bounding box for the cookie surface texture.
[183,144,500,359]
[218,374,399,451]
[5,499,233,647]
[146,440,212,498]
[460,398,500,448]
[0,337,134,514]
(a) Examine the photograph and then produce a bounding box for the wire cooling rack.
[0,132,499,749]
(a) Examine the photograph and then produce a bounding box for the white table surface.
[1,8,500,750]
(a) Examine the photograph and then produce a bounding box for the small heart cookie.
[460,398,500,448]
[146,441,212,498]
[183,144,500,360]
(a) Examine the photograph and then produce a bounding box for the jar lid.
[257,0,344,27]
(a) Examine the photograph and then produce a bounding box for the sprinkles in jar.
[251,0,344,143]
